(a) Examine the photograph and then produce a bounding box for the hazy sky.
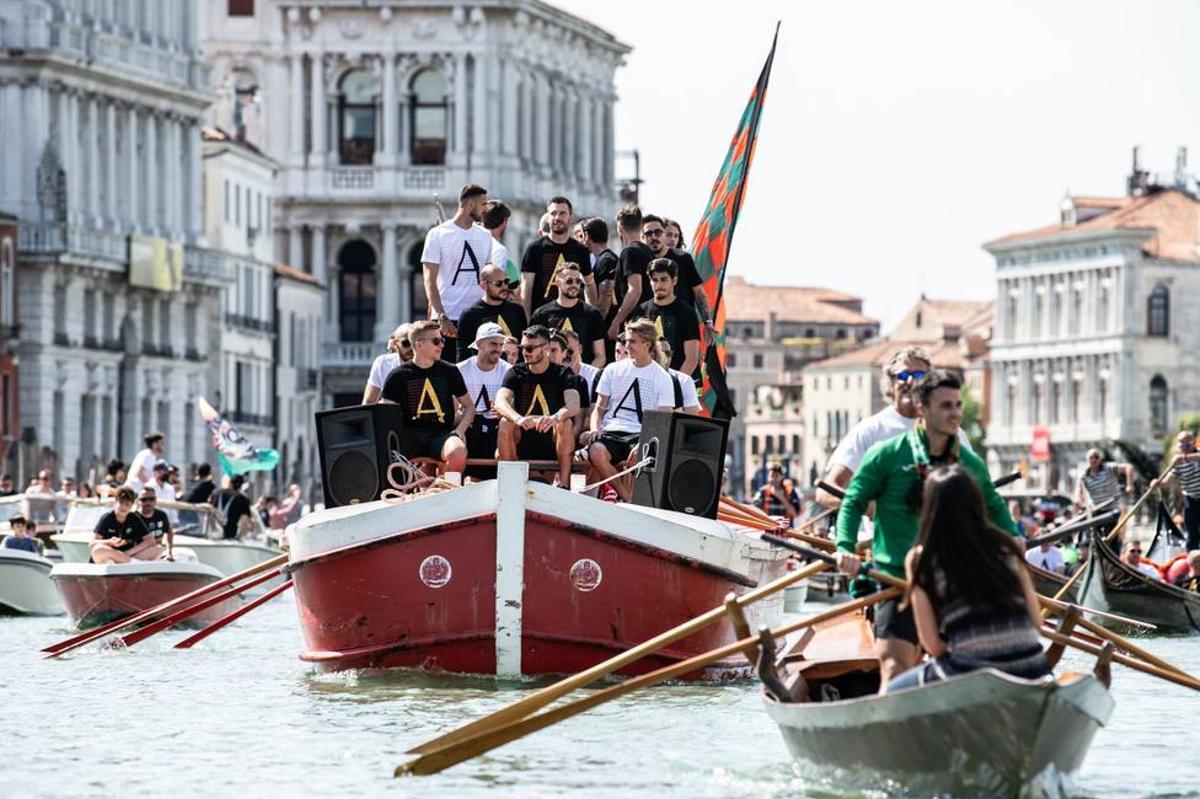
[553,0,1200,329]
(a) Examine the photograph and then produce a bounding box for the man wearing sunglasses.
[815,347,974,510]
[529,262,607,367]
[641,214,713,336]
[135,488,174,562]
[381,320,475,474]
[455,264,528,362]
[363,324,412,404]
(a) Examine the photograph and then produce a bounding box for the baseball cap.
[471,322,507,350]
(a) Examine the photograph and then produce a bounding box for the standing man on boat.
[211,475,254,540]
[135,488,174,562]
[1073,449,1134,513]
[455,264,529,362]
[457,322,512,479]
[751,463,801,521]
[126,432,166,492]
[89,487,158,564]
[834,370,1015,689]
[1154,431,1200,550]
[607,206,655,343]
[422,184,493,358]
[641,214,713,336]
[631,258,701,376]
[519,196,598,315]
[529,262,607,366]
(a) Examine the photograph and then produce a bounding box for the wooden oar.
[1037,595,1156,630]
[404,558,830,758]
[117,567,283,648]
[1038,628,1200,691]
[173,579,294,649]
[768,536,1200,692]
[42,553,288,658]
[396,585,904,776]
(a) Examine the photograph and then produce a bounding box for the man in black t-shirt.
[581,217,621,364]
[547,331,593,441]
[642,214,712,333]
[632,258,701,375]
[382,320,475,474]
[136,488,175,560]
[456,264,529,361]
[494,325,580,486]
[609,205,654,341]
[90,487,156,563]
[211,475,254,540]
[519,196,597,315]
[529,262,607,367]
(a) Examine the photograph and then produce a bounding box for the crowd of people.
[365,185,710,500]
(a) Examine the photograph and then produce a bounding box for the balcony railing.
[331,167,375,190]
[225,313,276,335]
[322,341,382,368]
[140,344,177,358]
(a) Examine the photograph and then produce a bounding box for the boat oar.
[1037,596,1156,630]
[404,558,830,758]
[173,579,294,649]
[764,536,1200,692]
[1025,509,1121,548]
[117,567,284,648]
[395,584,904,776]
[1038,628,1200,692]
[42,553,288,658]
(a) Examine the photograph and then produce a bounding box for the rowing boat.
[1028,560,1077,602]
[759,613,1113,797]
[1078,536,1200,633]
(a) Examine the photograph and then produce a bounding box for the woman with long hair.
[886,464,1049,692]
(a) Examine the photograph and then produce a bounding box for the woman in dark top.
[887,465,1050,692]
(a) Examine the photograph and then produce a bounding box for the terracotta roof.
[986,188,1200,261]
[274,263,320,284]
[723,276,878,326]
[804,338,967,372]
[887,297,992,342]
[202,125,270,159]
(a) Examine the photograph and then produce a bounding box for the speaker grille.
[667,458,716,515]
[328,450,380,505]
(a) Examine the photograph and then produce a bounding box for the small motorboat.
[0,548,64,616]
[758,613,1114,798]
[1078,535,1200,633]
[50,560,240,630]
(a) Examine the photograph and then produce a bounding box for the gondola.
[758,612,1114,798]
[1078,533,1200,634]
[1027,560,1077,602]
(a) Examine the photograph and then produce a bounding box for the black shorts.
[872,596,918,645]
[401,429,456,461]
[464,418,499,479]
[593,430,639,464]
[518,429,558,462]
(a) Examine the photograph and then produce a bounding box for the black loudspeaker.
[632,411,728,519]
[316,404,405,508]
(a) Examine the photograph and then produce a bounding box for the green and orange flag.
[694,25,779,419]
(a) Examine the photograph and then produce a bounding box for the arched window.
[338,240,376,342]
[1147,284,1169,337]
[339,70,377,165]
[408,242,428,320]
[410,69,448,165]
[1150,375,1169,435]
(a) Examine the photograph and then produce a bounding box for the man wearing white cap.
[457,322,512,479]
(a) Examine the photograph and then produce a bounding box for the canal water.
[2,594,1198,798]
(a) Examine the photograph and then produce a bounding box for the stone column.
[289,54,305,163]
[471,53,487,165]
[591,94,603,191]
[518,73,532,164]
[502,58,519,158]
[563,89,576,183]
[603,98,615,186]
[311,224,327,283]
[55,86,75,224]
[376,225,397,341]
[86,94,101,225]
[309,52,326,165]
[380,54,396,166]
[578,92,593,190]
[398,249,413,322]
[104,99,118,227]
[145,111,159,234]
[188,120,203,242]
[288,224,303,270]
[126,103,139,231]
[452,52,468,164]
[535,76,550,171]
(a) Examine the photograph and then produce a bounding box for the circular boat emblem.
[419,555,452,588]
[569,558,603,592]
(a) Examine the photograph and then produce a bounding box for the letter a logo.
[524,385,552,417]
[560,316,575,334]
[451,241,481,285]
[474,384,492,414]
[653,316,664,338]
[496,315,513,337]
[414,379,447,423]
[544,254,568,297]
[613,379,644,423]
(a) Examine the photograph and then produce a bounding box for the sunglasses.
[564,349,575,358]
[398,340,412,349]
[139,498,156,503]
[643,229,664,237]
[486,279,508,287]
[894,369,926,382]
[561,279,583,286]
[419,337,445,346]
[521,343,545,352]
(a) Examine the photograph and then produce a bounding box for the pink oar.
[173,580,293,650]
[117,568,282,648]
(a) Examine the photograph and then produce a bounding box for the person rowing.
[886,464,1050,693]
[834,369,1015,689]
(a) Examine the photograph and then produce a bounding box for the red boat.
[50,561,241,630]
[287,463,790,678]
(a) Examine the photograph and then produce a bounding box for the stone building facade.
[0,212,17,471]
[201,0,628,405]
[274,264,323,493]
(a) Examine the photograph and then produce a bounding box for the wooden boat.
[1078,535,1200,633]
[759,613,1114,798]
[50,560,240,630]
[286,462,789,678]
[0,548,64,616]
[1028,560,1077,602]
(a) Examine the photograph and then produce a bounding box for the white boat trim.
[0,549,63,615]
[494,462,527,678]
[50,560,225,580]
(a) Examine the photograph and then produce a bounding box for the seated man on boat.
[456,322,512,480]
[495,325,581,487]
[886,465,1050,693]
[1,515,42,555]
[1024,537,1065,574]
[1120,540,1161,580]
[135,489,175,562]
[1174,550,1200,592]
[89,487,160,564]
[381,320,476,475]
[834,370,1015,689]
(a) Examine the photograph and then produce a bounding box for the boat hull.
[1079,539,1200,633]
[288,463,788,678]
[0,550,64,616]
[50,562,240,630]
[1029,562,1077,603]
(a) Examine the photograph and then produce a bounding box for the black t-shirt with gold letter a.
[382,360,468,432]
[501,363,574,418]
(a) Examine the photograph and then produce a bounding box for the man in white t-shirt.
[815,347,973,510]
[126,432,166,492]
[147,460,180,525]
[457,322,511,479]
[422,183,493,358]
[584,319,675,500]
[1024,540,1065,574]
[362,324,413,404]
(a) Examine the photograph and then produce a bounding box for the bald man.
[455,264,528,362]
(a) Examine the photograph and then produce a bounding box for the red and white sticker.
[419,555,452,588]
[568,558,603,592]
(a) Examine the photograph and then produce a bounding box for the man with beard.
[495,325,580,487]
[529,262,607,367]
[455,264,528,362]
[135,488,175,561]
[815,347,974,510]
[642,214,712,335]
[519,196,598,315]
[457,322,511,480]
[363,324,413,404]
[547,331,592,441]
[421,184,493,357]
[631,258,700,376]
[608,206,654,342]
[483,199,520,288]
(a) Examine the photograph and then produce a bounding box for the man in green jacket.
[834,369,1015,689]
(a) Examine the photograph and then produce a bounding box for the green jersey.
[835,428,1015,578]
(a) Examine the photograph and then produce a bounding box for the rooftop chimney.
[1060,191,1076,228]
[1175,146,1189,190]
[1127,145,1151,196]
